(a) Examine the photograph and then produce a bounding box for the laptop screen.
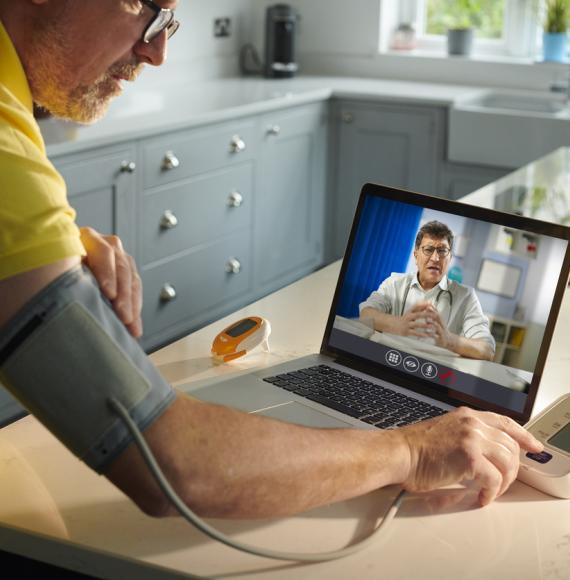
[324,184,570,423]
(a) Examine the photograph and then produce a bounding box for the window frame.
[394,0,541,59]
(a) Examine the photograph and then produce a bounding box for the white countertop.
[462,147,570,224]
[39,75,483,157]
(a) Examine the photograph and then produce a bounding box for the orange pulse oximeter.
[211,316,271,362]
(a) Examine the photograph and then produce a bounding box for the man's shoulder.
[448,279,477,299]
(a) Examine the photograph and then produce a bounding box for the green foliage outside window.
[544,0,570,33]
[426,0,505,38]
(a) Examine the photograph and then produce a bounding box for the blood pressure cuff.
[0,266,176,473]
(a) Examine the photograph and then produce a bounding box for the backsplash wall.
[138,0,254,87]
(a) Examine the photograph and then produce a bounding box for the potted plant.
[543,0,570,62]
[442,0,482,57]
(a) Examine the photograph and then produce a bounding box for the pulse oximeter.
[518,394,570,499]
[211,316,271,362]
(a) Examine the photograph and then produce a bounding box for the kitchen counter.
[38,76,487,157]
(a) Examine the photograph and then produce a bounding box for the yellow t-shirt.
[0,20,85,281]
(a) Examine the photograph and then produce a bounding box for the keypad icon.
[386,350,402,367]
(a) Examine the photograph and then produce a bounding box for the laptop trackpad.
[255,402,354,428]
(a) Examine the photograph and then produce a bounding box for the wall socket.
[214,17,232,38]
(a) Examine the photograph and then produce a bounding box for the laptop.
[182,183,570,428]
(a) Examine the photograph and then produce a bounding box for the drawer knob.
[160,210,179,230]
[227,191,243,208]
[342,112,354,124]
[162,151,180,171]
[120,160,137,173]
[225,258,242,275]
[230,135,246,154]
[267,125,281,136]
[160,283,177,303]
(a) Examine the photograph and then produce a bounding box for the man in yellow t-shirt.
[0,0,542,521]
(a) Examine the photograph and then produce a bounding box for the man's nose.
[134,31,168,67]
[429,251,441,262]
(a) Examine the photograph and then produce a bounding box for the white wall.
[141,0,566,92]
[254,0,566,91]
[251,0,381,58]
[139,0,254,87]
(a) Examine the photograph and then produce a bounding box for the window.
[395,0,541,58]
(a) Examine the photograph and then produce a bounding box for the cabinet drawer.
[141,163,253,265]
[141,231,252,338]
[142,121,255,188]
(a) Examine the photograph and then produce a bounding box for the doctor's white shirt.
[359,272,496,352]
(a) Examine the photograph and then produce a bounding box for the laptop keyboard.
[263,365,447,429]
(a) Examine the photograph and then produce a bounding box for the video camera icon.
[403,356,420,373]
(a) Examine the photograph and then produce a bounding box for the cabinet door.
[53,145,138,256]
[439,162,510,200]
[333,101,444,258]
[255,103,328,294]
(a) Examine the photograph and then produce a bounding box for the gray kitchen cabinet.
[439,162,510,200]
[52,145,138,256]
[138,118,257,351]
[332,100,445,258]
[254,103,328,296]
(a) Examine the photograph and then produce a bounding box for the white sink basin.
[449,89,570,169]
[461,89,567,115]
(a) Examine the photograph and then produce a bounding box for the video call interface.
[328,194,569,415]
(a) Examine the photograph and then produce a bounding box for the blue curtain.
[337,196,422,318]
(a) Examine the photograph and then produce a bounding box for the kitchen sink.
[449,89,570,169]
[463,90,567,115]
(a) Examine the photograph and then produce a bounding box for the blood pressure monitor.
[211,316,271,362]
[518,394,570,499]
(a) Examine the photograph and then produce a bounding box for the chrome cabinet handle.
[160,210,179,230]
[120,160,137,173]
[342,112,354,124]
[267,125,281,136]
[162,151,180,171]
[225,258,242,274]
[230,135,246,154]
[227,191,243,208]
[160,283,177,303]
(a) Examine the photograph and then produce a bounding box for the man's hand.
[397,407,544,506]
[80,227,143,338]
[395,302,435,339]
[421,303,453,349]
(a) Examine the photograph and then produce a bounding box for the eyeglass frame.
[139,0,180,44]
[419,245,452,258]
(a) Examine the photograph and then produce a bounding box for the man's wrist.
[374,429,413,487]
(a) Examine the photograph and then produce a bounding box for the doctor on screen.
[359,221,496,361]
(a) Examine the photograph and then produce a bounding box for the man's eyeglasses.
[420,245,451,258]
[139,0,180,44]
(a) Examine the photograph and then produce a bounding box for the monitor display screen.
[326,188,570,420]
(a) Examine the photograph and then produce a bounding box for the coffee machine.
[264,4,299,79]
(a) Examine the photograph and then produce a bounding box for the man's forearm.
[105,394,410,519]
[448,334,494,361]
[360,307,401,334]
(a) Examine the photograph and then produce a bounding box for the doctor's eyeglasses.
[139,0,180,44]
[420,245,451,258]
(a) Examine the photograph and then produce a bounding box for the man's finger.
[473,457,503,506]
[112,243,134,325]
[79,228,117,299]
[483,412,543,453]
